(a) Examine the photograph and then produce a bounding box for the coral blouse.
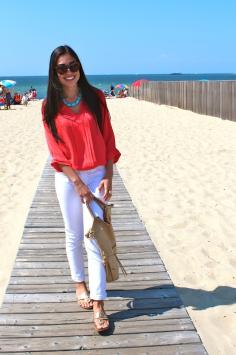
[42,91,121,172]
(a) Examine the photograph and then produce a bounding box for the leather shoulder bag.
[85,196,126,282]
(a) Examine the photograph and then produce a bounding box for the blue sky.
[1,0,235,75]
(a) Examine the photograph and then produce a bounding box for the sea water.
[1,73,236,99]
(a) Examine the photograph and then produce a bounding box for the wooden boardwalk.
[0,161,207,354]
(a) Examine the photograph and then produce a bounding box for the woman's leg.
[55,172,92,308]
[80,166,109,331]
[80,167,107,301]
[83,198,107,300]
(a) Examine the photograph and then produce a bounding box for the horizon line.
[1,72,236,77]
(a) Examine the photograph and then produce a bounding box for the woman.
[42,45,121,332]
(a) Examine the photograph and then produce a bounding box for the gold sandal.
[77,291,93,310]
[94,310,109,332]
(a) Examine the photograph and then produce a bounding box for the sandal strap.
[94,311,108,320]
[77,291,91,301]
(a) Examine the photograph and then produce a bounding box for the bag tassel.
[115,255,127,276]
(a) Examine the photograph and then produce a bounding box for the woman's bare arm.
[59,164,93,203]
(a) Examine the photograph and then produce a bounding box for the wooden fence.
[129,81,236,121]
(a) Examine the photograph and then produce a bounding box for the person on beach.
[21,93,28,106]
[110,84,115,97]
[5,90,12,109]
[42,45,121,333]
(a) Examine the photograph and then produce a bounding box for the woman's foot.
[93,300,109,332]
[76,282,93,310]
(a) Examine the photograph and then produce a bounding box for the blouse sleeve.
[41,102,71,172]
[99,92,121,164]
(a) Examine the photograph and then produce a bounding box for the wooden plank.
[15,252,159,261]
[0,318,194,337]
[0,306,187,325]
[6,280,174,292]
[8,272,170,285]
[0,298,181,313]
[26,344,207,355]
[22,229,149,237]
[0,163,207,354]
[17,246,156,254]
[1,312,188,327]
[11,264,166,277]
[13,258,162,269]
[0,331,202,352]
[0,344,207,355]
[18,240,154,247]
[3,287,179,303]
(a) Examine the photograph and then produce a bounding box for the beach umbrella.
[115,84,129,89]
[131,79,148,87]
[0,80,16,88]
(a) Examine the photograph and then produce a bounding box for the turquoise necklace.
[63,94,82,107]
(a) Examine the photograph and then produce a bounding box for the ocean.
[1,74,236,100]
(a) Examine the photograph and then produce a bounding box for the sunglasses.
[56,61,80,75]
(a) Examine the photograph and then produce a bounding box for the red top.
[42,91,121,172]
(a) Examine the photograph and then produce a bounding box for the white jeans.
[55,165,107,300]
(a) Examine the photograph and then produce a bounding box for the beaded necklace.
[63,95,82,107]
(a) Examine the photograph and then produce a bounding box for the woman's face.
[56,53,80,90]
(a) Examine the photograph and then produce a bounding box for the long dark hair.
[44,45,103,142]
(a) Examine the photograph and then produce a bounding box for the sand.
[0,97,236,354]
[107,98,236,355]
[0,101,48,305]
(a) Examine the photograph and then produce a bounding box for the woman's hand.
[98,176,112,201]
[74,181,94,204]
[99,160,113,201]
[59,165,94,204]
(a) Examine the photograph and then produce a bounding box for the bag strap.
[115,255,127,276]
[93,196,107,210]
[85,196,108,217]
[86,195,113,217]
[86,201,96,219]
[93,196,113,209]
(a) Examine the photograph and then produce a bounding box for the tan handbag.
[85,196,126,282]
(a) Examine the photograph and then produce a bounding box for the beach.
[0,97,236,354]
[0,101,48,305]
[108,98,236,355]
